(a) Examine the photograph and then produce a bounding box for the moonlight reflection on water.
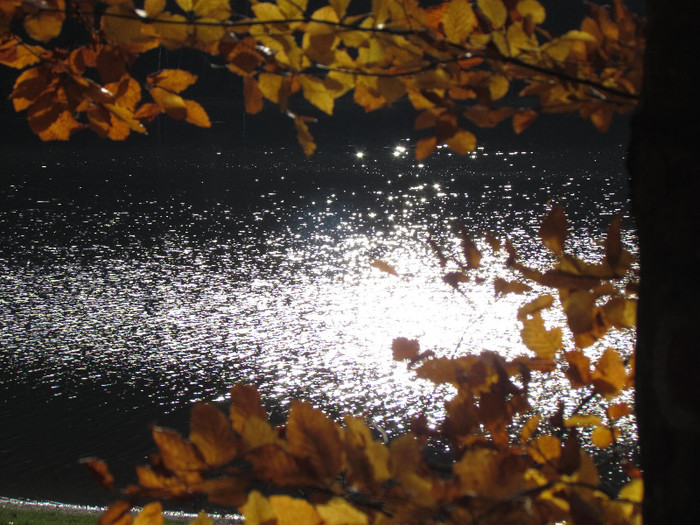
[0,143,636,505]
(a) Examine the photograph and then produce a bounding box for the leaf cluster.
[89,207,641,525]
[1,0,643,155]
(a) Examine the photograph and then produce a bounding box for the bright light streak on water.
[0,144,637,505]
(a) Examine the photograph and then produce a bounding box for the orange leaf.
[528,435,561,464]
[446,129,477,155]
[269,495,322,525]
[189,402,239,467]
[415,136,436,160]
[151,426,206,475]
[516,295,554,321]
[184,99,211,127]
[286,400,344,479]
[591,426,614,448]
[513,109,538,134]
[244,76,264,114]
[607,402,632,420]
[81,457,115,492]
[99,500,132,525]
[230,384,268,435]
[150,87,187,120]
[294,115,316,157]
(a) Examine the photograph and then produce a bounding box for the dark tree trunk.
[629,1,700,522]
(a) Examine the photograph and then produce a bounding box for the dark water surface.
[0,141,636,506]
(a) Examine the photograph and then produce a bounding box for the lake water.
[0,140,637,507]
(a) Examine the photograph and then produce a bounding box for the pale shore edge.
[0,497,241,523]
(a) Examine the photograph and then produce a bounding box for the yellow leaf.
[294,115,316,157]
[478,0,507,28]
[189,402,238,467]
[153,13,190,48]
[176,0,193,12]
[133,502,163,525]
[591,348,627,398]
[443,0,477,43]
[602,297,637,329]
[486,74,509,101]
[446,129,477,155]
[258,73,284,103]
[619,478,643,504]
[278,0,308,18]
[299,76,335,115]
[539,205,567,254]
[149,69,198,93]
[520,313,562,360]
[565,414,603,427]
[520,414,540,443]
[528,435,560,464]
[252,2,287,23]
[188,511,214,525]
[23,0,65,43]
[329,0,350,18]
[241,491,276,525]
[516,0,545,23]
[269,496,321,525]
[150,87,187,120]
[145,0,166,17]
[591,426,614,448]
[517,295,554,321]
[287,400,344,479]
[560,29,598,43]
[101,5,159,53]
[370,259,398,276]
[454,448,501,496]
[315,498,368,525]
[344,415,390,488]
[184,100,211,127]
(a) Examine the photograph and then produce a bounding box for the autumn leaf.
[370,259,398,276]
[478,0,507,28]
[133,502,163,525]
[241,490,276,525]
[564,349,592,388]
[539,205,567,255]
[189,402,239,467]
[591,348,627,398]
[316,498,368,525]
[443,0,477,43]
[188,511,214,525]
[591,426,614,448]
[494,277,532,296]
[81,457,115,492]
[392,337,420,361]
[286,400,344,479]
[528,435,561,464]
[149,70,198,93]
[294,115,316,157]
[152,426,206,475]
[520,313,562,360]
[517,295,554,321]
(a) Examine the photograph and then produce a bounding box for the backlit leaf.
[446,129,477,155]
[241,490,276,525]
[415,136,436,160]
[133,502,163,525]
[608,402,632,420]
[81,457,115,492]
[184,99,211,127]
[188,511,214,525]
[540,205,567,255]
[152,426,206,474]
[148,69,198,93]
[516,0,545,24]
[287,400,344,479]
[300,75,335,115]
[316,498,368,525]
[564,349,592,388]
[565,414,603,427]
[528,435,561,464]
[478,0,507,28]
[150,87,187,120]
[269,495,321,525]
[602,297,637,329]
[294,115,316,157]
[520,313,562,360]
[513,109,538,134]
[100,500,133,525]
[189,402,238,467]
[591,348,627,398]
[517,295,554,321]
[443,0,477,43]
[520,414,541,443]
[244,76,264,114]
[591,426,614,448]
[230,383,268,434]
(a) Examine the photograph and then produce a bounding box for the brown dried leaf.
[189,402,239,467]
[539,205,567,255]
[370,259,398,276]
[392,337,420,361]
[81,457,115,492]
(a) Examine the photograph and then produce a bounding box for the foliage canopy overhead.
[1,0,643,156]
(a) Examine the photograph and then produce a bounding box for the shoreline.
[0,497,239,523]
